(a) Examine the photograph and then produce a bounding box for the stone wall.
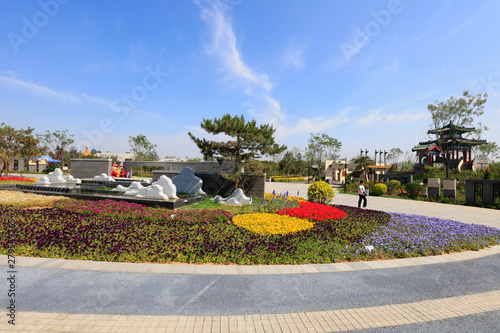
[465,179,500,205]
[153,170,265,198]
[70,159,112,179]
[123,161,235,177]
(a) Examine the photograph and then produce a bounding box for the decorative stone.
[35,168,81,185]
[93,173,115,182]
[218,188,251,206]
[153,176,178,199]
[64,175,81,184]
[428,178,440,188]
[136,184,169,200]
[473,157,490,171]
[172,167,206,196]
[211,195,223,202]
[443,178,457,199]
[427,177,440,197]
[47,168,66,184]
[443,179,457,191]
[35,176,51,185]
[113,185,127,191]
[124,182,145,196]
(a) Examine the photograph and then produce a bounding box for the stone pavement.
[0,182,499,332]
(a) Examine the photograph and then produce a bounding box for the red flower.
[277,201,347,221]
[0,177,36,182]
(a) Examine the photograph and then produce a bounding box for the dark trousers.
[358,194,367,208]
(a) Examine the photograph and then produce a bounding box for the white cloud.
[385,112,426,123]
[194,0,285,126]
[276,107,351,138]
[356,109,383,127]
[0,74,81,104]
[355,109,426,128]
[281,42,308,70]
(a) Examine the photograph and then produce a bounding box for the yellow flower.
[233,213,314,236]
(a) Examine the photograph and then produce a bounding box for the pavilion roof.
[417,137,487,147]
[427,122,476,135]
[412,143,441,152]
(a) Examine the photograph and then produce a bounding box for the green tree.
[351,155,375,171]
[36,129,77,167]
[0,123,41,177]
[305,133,342,181]
[387,148,403,165]
[427,90,488,177]
[188,114,286,189]
[473,142,499,162]
[101,154,121,164]
[128,134,158,161]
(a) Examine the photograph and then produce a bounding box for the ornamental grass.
[233,213,314,235]
[0,190,72,208]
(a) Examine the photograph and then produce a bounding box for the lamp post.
[343,158,348,193]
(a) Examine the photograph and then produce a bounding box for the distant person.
[358,180,367,208]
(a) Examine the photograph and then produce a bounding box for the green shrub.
[307,181,335,204]
[387,180,401,194]
[372,183,388,196]
[405,182,423,197]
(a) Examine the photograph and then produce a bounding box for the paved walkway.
[1,182,499,332]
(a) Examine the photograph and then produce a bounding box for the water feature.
[11,179,204,209]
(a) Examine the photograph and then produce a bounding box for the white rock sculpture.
[64,175,81,184]
[210,195,223,202]
[35,168,81,185]
[93,173,115,182]
[153,176,178,199]
[113,185,128,191]
[47,168,66,184]
[35,176,51,185]
[136,184,169,200]
[124,182,146,196]
[217,188,251,206]
[172,167,206,196]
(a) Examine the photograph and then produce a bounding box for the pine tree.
[188,114,286,189]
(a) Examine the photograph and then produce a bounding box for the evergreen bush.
[387,180,401,194]
[405,182,423,197]
[372,183,388,196]
[307,181,335,204]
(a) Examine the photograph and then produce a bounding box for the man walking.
[358,180,367,208]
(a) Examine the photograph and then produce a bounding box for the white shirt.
[359,184,366,195]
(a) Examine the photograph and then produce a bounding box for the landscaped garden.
[1,187,499,265]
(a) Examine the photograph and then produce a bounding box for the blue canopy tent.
[36,155,61,163]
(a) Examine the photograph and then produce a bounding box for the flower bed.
[360,213,500,257]
[277,201,347,221]
[233,213,314,235]
[1,198,499,265]
[0,177,36,183]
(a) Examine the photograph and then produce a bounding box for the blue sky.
[1,0,500,160]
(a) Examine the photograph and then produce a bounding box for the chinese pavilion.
[412,122,487,167]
